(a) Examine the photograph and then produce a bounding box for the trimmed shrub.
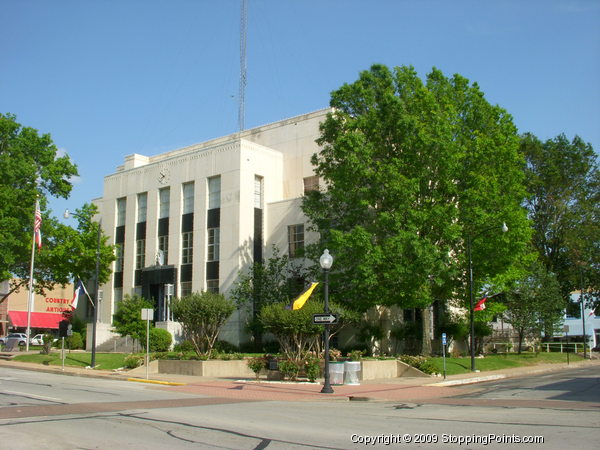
[149,328,172,352]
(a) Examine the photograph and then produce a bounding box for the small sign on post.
[313,313,339,325]
[441,332,447,380]
[141,308,154,379]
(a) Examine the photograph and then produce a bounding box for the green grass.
[13,352,129,371]
[429,352,584,376]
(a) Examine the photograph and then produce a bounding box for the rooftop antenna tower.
[238,0,247,132]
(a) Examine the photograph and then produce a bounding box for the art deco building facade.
[92,109,327,346]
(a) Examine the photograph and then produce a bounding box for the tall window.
[254,175,263,209]
[208,176,221,209]
[116,197,127,227]
[182,182,194,214]
[159,187,170,219]
[303,176,319,194]
[115,244,124,272]
[136,239,146,269]
[181,231,193,265]
[158,235,168,265]
[288,224,304,258]
[207,228,220,261]
[206,279,219,293]
[180,281,192,297]
[137,192,147,222]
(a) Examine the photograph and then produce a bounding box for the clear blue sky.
[2,0,599,219]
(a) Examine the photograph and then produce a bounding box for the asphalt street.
[0,362,598,449]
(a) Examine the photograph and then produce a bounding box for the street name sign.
[313,313,339,325]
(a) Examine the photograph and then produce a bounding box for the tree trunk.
[421,306,432,356]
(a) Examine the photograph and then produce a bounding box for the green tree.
[0,114,114,302]
[39,203,115,289]
[171,292,235,357]
[302,65,530,354]
[230,246,307,310]
[112,294,153,342]
[521,133,599,302]
[230,246,312,346]
[0,113,79,294]
[503,262,565,353]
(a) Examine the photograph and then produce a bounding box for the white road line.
[5,391,61,402]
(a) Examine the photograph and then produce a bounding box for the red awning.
[8,311,64,329]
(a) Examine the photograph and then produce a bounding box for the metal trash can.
[329,362,345,385]
[344,361,361,385]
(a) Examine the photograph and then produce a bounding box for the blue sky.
[2,0,599,219]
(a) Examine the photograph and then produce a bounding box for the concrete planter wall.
[158,359,255,378]
[156,358,430,380]
[359,360,429,380]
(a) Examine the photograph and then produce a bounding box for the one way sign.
[313,313,339,325]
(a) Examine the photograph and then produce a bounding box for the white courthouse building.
[90,109,328,348]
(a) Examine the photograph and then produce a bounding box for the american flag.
[34,200,42,249]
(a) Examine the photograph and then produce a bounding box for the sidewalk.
[1,356,598,402]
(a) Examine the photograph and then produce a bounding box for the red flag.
[474,297,488,311]
[34,200,42,249]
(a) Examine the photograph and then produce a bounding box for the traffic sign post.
[313,313,338,325]
[563,325,570,365]
[441,333,447,380]
[141,308,154,379]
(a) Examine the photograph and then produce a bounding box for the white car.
[0,333,28,346]
[30,334,46,346]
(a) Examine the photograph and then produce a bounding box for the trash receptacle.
[329,362,345,385]
[344,361,361,385]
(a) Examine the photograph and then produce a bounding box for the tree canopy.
[171,291,236,357]
[503,262,564,353]
[521,133,599,301]
[302,64,531,314]
[0,114,114,300]
[0,113,78,282]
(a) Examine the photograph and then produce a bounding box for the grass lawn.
[429,352,584,376]
[13,352,128,371]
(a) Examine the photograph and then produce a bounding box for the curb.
[127,377,186,386]
[426,374,507,387]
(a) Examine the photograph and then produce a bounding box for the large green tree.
[302,65,531,353]
[0,113,77,282]
[0,114,114,301]
[503,262,565,353]
[521,133,599,302]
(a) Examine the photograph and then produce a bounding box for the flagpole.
[26,198,39,352]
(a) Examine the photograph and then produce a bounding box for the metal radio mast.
[238,0,247,132]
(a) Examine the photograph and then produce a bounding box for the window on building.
[159,187,170,219]
[158,235,169,265]
[182,182,194,214]
[115,244,124,272]
[114,288,123,304]
[207,227,220,261]
[116,197,127,227]
[181,231,193,265]
[288,224,304,258]
[206,279,219,293]
[254,175,263,209]
[566,300,581,319]
[180,281,192,297]
[137,192,147,223]
[303,176,319,194]
[136,239,146,269]
[208,176,221,209]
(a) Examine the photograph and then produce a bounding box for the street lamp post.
[467,222,508,372]
[64,209,102,368]
[320,249,334,394]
